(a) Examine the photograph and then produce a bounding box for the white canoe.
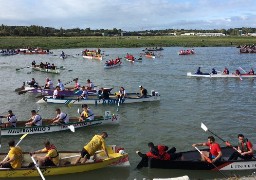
[37,91,160,104]
[187,72,256,78]
[32,67,60,74]
[1,112,119,136]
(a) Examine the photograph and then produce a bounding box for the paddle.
[201,122,249,155]
[117,98,121,112]
[30,155,46,180]
[16,66,30,71]
[239,67,247,73]
[194,146,227,178]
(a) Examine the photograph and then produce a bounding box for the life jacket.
[47,144,59,159]
[157,145,170,160]
[238,138,251,153]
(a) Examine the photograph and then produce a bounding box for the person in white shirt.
[53,86,61,99]
[57,79,65,91]
[86,79,94,90]
[51,108,69,124]
[1,110,17,128]
[25,110,42,126]
[79,86,88,100]
[45,78,54,90]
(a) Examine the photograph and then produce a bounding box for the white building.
[196,33,225,36]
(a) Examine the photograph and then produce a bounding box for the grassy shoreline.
[0,36,255,49]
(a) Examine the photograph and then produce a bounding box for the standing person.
[86,79,94,90]
[192,136,222,163]
[0,140,23,169]
[57,79,65,91]
[78,104,94,122]
[31,141,59,167]
[74,132,109,164]
[1,110,17,128]
[228,134,254,160]
[51,108,69,124]
[25,110,42,126]
[139,85,148,98]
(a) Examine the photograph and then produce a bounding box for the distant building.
[248,33,256,37]
[181,32,195,36]
[196,33,225,36]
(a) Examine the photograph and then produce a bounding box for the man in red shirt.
[228,134,253,160]
[192,136,222,163]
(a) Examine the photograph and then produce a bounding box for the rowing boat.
[104,61,122,69]
[187,72,256,78]
[83,55,102,61]
[145,54,156,59]
[32,67,60,74]
[136,146,256,171]
[0,112,119,136]
[0,145,129,178]
[37,91,160,105]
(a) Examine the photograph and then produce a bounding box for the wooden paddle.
[194,146,227,178]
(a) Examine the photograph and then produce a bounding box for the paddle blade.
[20,133,28,140]
[68,125,75,133]
[201,122,208,132]
[77,108,80,114]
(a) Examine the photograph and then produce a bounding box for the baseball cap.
[139,85,142,88]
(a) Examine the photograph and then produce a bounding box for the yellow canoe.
[0,145,129,178]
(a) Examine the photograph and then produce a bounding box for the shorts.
[2,162,12,169]
[43,158,56,167]
[81,148,91,159]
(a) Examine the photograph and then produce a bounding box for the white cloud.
[0,0,255,30]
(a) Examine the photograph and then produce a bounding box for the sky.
[0,0,255,31]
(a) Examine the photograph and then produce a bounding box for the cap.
[8,110,12,113]
[139,85,142,88]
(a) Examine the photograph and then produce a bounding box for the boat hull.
[137,146,256,171]
[1,113,119,136]
[187,72,256,78]
[104,62,121,69]
[83,55,102,61]
[32,67,60,74]
[37,92,160,104]
[0,145,129,178]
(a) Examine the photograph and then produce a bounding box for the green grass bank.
[0,36,255,49]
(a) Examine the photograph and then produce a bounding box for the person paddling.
[228,134,254,160]
[192,136,222,163]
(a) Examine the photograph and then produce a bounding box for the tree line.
[0,24,255,36]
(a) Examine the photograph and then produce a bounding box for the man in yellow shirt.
[32,141,59,167]
[0,140,23,169]
[75,132,109,164]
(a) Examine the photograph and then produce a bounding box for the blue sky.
[0,0,255,31]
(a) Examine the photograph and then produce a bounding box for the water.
[0,47,256,180]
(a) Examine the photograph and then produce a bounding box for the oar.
[201,122,226,142]
[194,146,227,178]
[30,155,46,180]
[117,98,121,112]
[239,67,247,73]
[201,122,248,155]
[2,133,28,162]
[16,66,30,71]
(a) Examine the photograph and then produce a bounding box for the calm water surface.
[0,47,256,180]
